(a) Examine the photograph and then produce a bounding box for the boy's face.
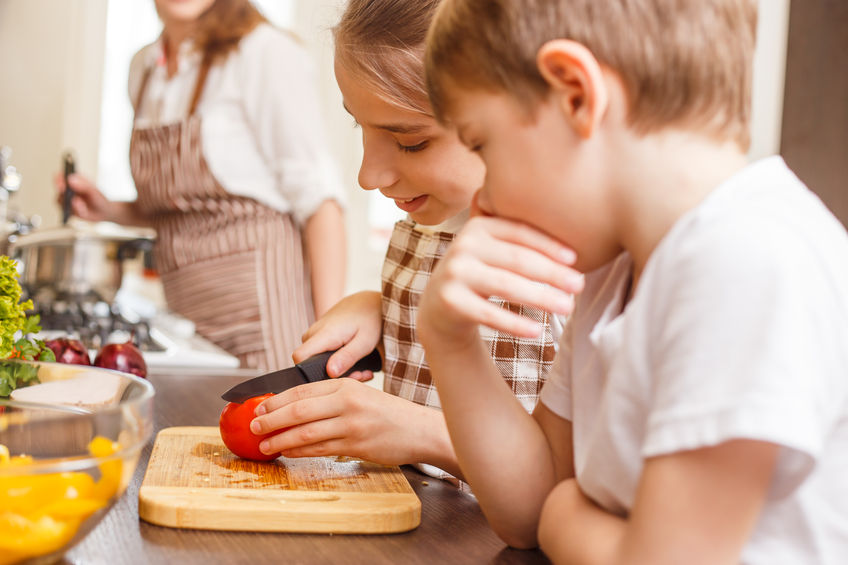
[446,86,621,272]
[334,61,484,226]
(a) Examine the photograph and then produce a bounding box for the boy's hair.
[333,0,441,115]
[426,0,758,149]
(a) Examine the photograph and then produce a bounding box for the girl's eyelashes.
[397,140,429,153]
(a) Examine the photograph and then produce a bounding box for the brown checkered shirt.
[381,219,558,414]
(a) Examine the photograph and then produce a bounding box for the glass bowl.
[0,360,154,565]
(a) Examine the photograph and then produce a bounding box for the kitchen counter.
[64,372,550,565]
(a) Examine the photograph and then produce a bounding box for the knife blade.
[220,348,382,403]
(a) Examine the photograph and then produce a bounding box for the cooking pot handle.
[117,238,155,261]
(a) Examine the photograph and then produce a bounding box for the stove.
[29,286,244,376]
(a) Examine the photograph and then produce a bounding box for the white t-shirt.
[128,23,346,225]
[540,157,848,564]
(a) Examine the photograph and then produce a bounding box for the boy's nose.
[471,188,495,217]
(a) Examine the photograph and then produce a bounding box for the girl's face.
[154,0,215,27]
[334,60,484,226]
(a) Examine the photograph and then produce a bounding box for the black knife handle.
[296,348,382,384]
[62,152,75,225]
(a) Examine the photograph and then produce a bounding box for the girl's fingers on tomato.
[259,417,349,454]
[255,378,341,416]
[275,438,353,459]
[252,381,353,433]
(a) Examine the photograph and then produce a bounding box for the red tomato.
[219,393,281,462]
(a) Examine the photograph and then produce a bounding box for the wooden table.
[64,372,550,565]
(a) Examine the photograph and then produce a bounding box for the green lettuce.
[0,255,54,396]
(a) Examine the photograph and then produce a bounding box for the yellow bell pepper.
[0,436,123,565]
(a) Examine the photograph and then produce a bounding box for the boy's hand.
[293,291,383,380]
[418,216,583,346]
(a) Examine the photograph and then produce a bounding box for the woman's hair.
[193,0,268,62]
[333,0,441,115]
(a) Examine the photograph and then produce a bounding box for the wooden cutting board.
[138,426,421,534]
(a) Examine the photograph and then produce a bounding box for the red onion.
[44,338,91,366]
[94,341,148,379]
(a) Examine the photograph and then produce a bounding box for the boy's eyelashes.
[397,140,429,153]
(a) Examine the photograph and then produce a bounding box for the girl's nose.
[358,138,399,191]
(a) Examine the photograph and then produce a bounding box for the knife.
[220,349,382,403]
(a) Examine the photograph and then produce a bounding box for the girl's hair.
[333,0,441,115]
[193,0,268,62]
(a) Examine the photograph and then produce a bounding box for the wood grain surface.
[63,372,551,565]
[138,426,420,533]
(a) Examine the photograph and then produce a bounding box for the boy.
[417,0,848,563]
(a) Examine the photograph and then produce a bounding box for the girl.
[249,0,561,486]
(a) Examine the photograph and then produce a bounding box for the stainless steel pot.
[10,223,154,304]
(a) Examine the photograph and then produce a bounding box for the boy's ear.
[536,40,608,138]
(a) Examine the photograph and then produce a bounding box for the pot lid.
[11,219,155,247]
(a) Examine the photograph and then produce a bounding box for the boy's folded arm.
[419,327,563,548]
[539,439,780,565]
[293,290,383,378]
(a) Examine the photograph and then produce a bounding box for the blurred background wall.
[3,0,841,299]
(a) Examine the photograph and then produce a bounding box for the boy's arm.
[418,216,583,548]
[538,439,779,565]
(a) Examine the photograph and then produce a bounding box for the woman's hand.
[53,171,149,226]
[250,378,455,471]
[54,172,114,223]
[293,291,383,380]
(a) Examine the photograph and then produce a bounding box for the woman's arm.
[303,199,346,318]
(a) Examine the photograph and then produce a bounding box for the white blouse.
[128,23,346,225]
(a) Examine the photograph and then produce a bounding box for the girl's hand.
[292,291,383,380]
[418,215,583,348]
[250,379,445,466]
[53,172,115,223]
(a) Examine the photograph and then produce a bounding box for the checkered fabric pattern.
[381,219,556,414]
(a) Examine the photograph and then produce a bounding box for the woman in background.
[58,0,347,371]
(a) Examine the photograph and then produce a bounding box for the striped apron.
[129,63,313,371]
